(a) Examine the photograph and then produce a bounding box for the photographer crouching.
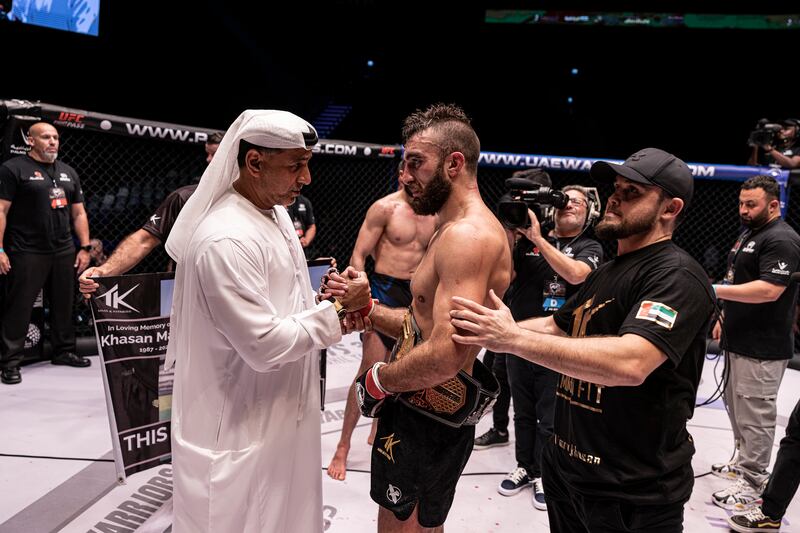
[493,172,603,510]
[747,118,800,169]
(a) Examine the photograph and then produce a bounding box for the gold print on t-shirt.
[570,296,614,338]
[556,374,604,413]
[556,296,616,414]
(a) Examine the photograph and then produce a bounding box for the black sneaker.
[498,467,531,496]
[1,367,21,384]
[474,428,509,449]
[727,506,781,532]
[52,352,91,368]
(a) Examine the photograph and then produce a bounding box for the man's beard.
[40,152,57,164]
[741,209,770,229]
[595,204,659,240]
[410,166,451,216]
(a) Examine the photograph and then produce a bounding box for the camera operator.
[476,169,554,452]
[747,118,800,169]
[496,178,603,511]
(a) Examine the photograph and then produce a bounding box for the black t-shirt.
[509,235,603,320]
[759,141,800,167]
[141,184,197,243]
[0,155,85,254]
[550,240,715,504]
[721,218,800,360]
[286,195,315,238]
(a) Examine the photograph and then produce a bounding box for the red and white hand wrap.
[355,361,390,417]
[357,298,379,319]
[364,361,388,400]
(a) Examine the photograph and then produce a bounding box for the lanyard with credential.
[724,228,753,284]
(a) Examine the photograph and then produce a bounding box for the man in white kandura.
[164,110,370,532]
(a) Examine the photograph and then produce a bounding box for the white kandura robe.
[167,190,341,533]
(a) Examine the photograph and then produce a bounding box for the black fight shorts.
[370,398,475,527]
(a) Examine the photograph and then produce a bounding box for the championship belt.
[389,310,501,428]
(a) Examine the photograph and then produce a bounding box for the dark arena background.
[2,3,800,532]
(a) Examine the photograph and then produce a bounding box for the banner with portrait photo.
[89,272,175,482]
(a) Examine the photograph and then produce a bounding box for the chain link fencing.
[0,101,795,341]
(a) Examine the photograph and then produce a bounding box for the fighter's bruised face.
[409,162,451,216]
[401,137,453,216]
[595,178,662,240]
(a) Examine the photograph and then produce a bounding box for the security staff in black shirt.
[709,175,800,510]
[0,122,93,385]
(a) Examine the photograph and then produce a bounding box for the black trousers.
[483,351,511,432]
[1,250,76,369]
[507,354,556,477]
[542,448,685,533]
[762,396,800,519]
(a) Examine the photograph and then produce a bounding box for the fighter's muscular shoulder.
[382,194,420,245]
[436,217,509,281]
[365,195,395,225]
[412,217,509,329]
[412,218,510,305]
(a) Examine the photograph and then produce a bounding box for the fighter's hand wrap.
[355,362,390,418]
[357,298,378,318]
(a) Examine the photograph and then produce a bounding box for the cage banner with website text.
[89,272,175,482]
[2,99,797,344]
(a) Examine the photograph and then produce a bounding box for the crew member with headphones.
[495,178,603,511]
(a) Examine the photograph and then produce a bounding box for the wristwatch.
[331,297,347,320]
[79,244,92,252]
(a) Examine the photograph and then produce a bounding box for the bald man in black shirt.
[0,122,93,384]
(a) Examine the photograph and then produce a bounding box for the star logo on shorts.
[386,484,402,504]
[378,433,401,463]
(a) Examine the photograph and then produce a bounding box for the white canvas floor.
[1,333,798,532]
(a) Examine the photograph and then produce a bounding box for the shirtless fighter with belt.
[329,103,511,532]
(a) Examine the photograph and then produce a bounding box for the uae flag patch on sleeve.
[635,300,678,330]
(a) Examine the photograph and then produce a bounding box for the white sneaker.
[532,477,547,510]
[712,479,763,511]
[711,447,741,480]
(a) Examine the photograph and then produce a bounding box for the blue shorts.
[369,272,412,350]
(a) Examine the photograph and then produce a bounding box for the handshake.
[318,266,376,334]
[318,267,391,417]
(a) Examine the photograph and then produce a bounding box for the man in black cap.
[450,148,715,532]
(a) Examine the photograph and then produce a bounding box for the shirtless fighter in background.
[327,161,438,481]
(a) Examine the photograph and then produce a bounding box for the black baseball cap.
[781,118,800,128]
[590,148,694,207]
